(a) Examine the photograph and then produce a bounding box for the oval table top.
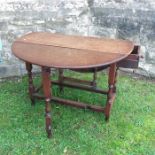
[12,32,134,69]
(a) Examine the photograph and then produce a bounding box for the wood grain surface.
[12,32,134,69]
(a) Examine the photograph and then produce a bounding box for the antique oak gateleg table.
[12,32,136,138]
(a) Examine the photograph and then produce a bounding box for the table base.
[25,62,117,138]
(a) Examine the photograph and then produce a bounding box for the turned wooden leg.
[104,63,117,121]
[92,68,97,87]
[42,67,52,138]
[113,67,118,93]
[58,69,64,92]
[25,62,35,105]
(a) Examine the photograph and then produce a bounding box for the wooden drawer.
[117,45,140,68]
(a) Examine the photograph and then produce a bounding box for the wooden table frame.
[26,62,117,138]
[12,32,140,138]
